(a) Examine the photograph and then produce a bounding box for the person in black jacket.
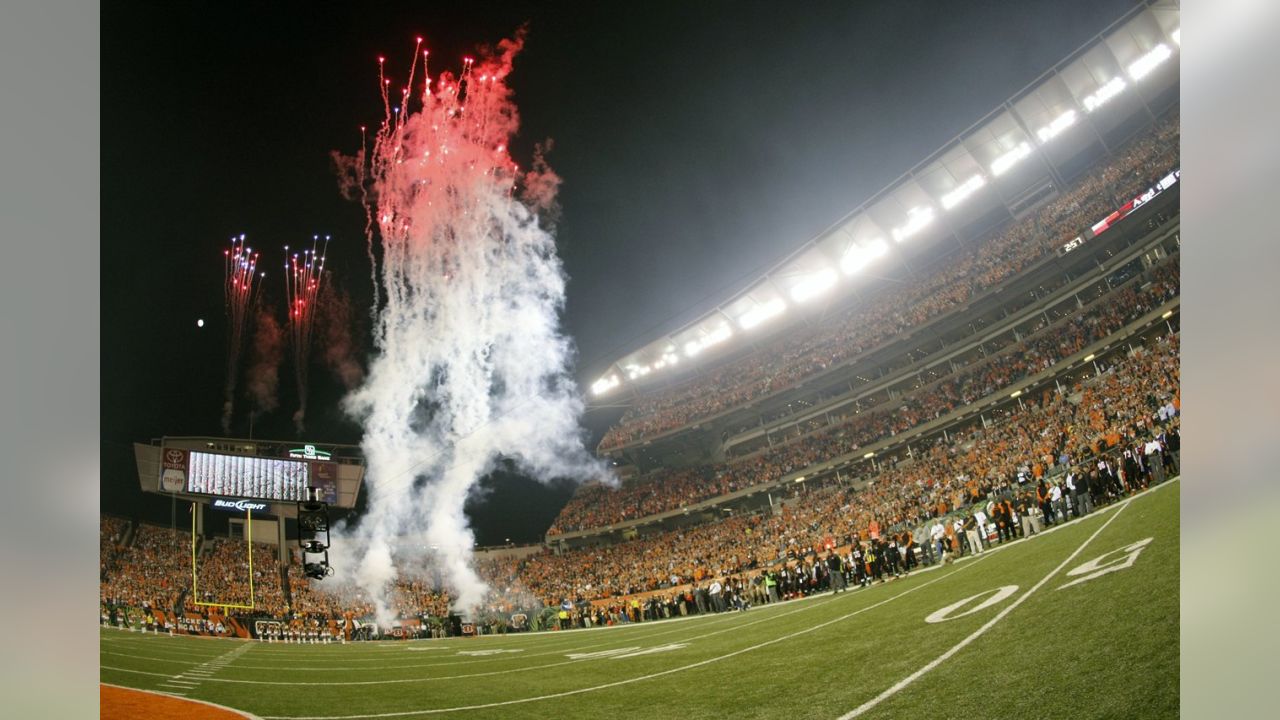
[826,552,846,594]
[1074,468,1093,516]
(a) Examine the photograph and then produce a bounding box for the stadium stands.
[526,332,1179,605]
[599,109,1180,453]
[101,93,1180,639]
[553,254,1178,535]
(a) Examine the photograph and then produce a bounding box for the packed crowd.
[552,256,1178,534]
[599,109,1180,451]
[529,333,1179,605]
[193,537,287,617]
[99,524,193,613]
[98,334,1178,632]
[99,515,129,581]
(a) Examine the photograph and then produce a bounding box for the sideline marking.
[836,492,1136,719]
[252,559,984,718]
[103,590,841,685]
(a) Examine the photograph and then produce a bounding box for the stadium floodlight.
[990,142,1032,177]
[789,268,837,303]
[625,363,654,380]
[892,206,935,243]
[739,298,786,330]
[1082,77,1126,112]
[591,375,620,396]
[684,323,732,357]
[1036,109,1077,143]
[653,351,679,370]
[940,175,987,210]
[1127,43,1172,80]
[841,238,889,275]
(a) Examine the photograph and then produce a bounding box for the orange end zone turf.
[101,684,258,720]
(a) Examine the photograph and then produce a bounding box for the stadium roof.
[590,0,1179,400]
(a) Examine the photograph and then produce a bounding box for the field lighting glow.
[1036,110,1077,143]
[789,268,838,303]
[990,142,1032,177]
[1127,43,1172,80]
[841,238,889,275]
[684,323,733,357]
[1083,77,1126,112]
[738,298,786,330]
[892,206,935,243]
[940,174,987,210]
[591,375,620,396]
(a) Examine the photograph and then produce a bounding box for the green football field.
[101,479,1179,719]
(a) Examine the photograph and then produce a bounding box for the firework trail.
[284,235,329,433]
[221,234,263,433]
[331,32,608,622]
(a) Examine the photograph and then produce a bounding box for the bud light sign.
[211,498,269,513]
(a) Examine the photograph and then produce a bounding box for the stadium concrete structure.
[564,1,1180,545]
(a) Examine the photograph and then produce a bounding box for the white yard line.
[835,490,1143,719]
[252,560,987,718]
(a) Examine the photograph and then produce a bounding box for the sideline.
[833,479,1175,718]
[254,559,988,718]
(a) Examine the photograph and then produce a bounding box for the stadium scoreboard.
[135,437,365,512]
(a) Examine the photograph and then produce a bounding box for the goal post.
[190,501,256,610]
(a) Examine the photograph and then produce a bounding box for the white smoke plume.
[330,33,610,624]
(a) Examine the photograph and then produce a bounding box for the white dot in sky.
[197,318,205,328]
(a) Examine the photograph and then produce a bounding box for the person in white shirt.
[1049,482,1065,524]
[930,520,946,560]
[1144,436,1166,484]
[708,579,725,612]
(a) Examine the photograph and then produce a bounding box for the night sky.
[101,0,1141,544]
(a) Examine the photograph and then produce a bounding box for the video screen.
[186,451,310,501]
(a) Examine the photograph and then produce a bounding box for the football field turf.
[101,479,1179,719]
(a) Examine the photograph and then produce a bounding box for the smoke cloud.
[246,307,284,416]
[317,280,365,390]
[330,33,609,623]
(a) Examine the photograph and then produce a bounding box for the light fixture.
[1036,110,1077,143]
[991,142,1031,177]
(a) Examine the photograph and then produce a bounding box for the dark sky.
[101,0,1141,543]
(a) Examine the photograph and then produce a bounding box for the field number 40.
[1055,537,1154,591]
[925,537,1156,623]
